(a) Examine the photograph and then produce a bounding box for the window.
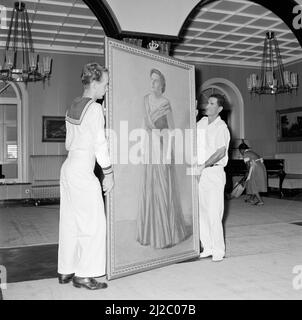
[0,82,21,182]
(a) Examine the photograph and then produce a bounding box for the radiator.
[30,155,66,201]
[31,183,61,199]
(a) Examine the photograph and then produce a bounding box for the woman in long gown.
[58,63,114,290]
[136,68,188,249]
[239,142,267,205]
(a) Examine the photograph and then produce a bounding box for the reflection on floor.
[0,244,58,283]
[267,190,302,202]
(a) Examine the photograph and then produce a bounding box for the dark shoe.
[72,276,108,290]
[58,273,75,284]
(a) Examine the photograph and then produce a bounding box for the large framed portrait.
[105,37,199,280]
[276,107,302,141]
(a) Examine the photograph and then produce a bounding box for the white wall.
[105,0,200,36]
[27,52,104,156]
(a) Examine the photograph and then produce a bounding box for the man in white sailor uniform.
[58,63,114,289]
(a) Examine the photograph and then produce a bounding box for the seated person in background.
[238,142,267,206]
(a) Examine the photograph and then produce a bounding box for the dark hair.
[238,140,250,151]
[81,62,108,86]
[150,68,166,93]
[209,93,225,108]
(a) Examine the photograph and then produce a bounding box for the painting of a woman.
[136,68,188,249]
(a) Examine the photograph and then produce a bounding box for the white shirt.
[196,116,230,167]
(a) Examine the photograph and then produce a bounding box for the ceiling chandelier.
[247,31,298,95]
[0,1,52,83]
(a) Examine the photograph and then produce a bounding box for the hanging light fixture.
[0,1,52,83]
[247,31,298,95]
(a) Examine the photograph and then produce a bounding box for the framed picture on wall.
[42,116,66,142]
[276,107,302,141]
[105,37,199,280]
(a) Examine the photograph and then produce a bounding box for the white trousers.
[198,166,226,257]
[58,153,106,277]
